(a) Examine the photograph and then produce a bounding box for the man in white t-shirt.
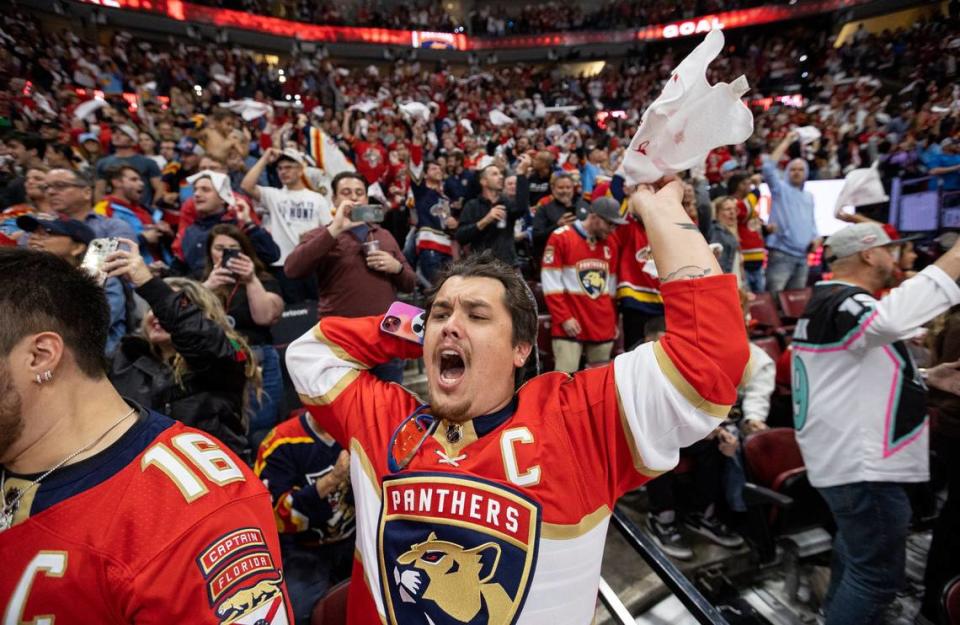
[243,147,333,302]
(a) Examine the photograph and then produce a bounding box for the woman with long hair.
[105,238,261,458]
[709,195,744,283]
[202,223,284,446]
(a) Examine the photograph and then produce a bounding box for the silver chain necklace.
[0,407,137,532]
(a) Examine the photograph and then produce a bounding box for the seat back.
[778,288,812,320]
[748,292,783,332]
[752,336,782,363]
[311,579,350,625]
[944,574,960,625]
[536,315,555,372]
[743,428,804,490]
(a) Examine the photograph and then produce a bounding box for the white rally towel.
[796,125,822,145]
[399,101,431,123]
[489,109,514,126]
[219,99,272,121]
[74,97,108,121]
[186,170,235,207]
[617,29,753,186]
[834,164,888,212]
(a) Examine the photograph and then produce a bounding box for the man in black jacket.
[531,172,589,262]
[455,155,531,266]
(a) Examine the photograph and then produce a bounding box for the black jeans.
[646,438,724,515]
[621,308,659,353]
[282,539,354,625]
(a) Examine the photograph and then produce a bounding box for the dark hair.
[9,132,47,160]
[425,251,537,351]
[331,171,366,195]
[726,171,750,196]
[104,163,140,184]
[0,249,109,378]
[643,316,666,341]
[203,223,270,281]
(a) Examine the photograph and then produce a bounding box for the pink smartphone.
[380,302,426,345]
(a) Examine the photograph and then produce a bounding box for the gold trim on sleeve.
[652,341,731,418]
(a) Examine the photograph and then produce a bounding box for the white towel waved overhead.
[489,109,514,126]
[617,29,753,186]
[834,164,888,212]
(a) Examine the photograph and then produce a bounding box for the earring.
[34,370,53,385]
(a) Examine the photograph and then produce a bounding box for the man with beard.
[0,249,293,623]
[792,223,960,625]
[94,124,163,209]
[531,172,589,263]
[455,161,531,266]
[285,180,750,624]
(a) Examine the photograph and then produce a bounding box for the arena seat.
[310,579,350,625]
[537,315,555,372]
[747,292,783,337]
[526,280,547,312]
[742,428,831,563]
[944,574,960,625]
[777,288,812,321]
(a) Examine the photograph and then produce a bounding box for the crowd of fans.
[2,2,960,622]
[189,0,772,35]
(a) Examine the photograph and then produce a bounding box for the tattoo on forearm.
[662,265,713,282]
[675,222,700,231]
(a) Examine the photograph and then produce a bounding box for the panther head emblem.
[393,532,512,624]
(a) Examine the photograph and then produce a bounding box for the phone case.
[380,302,426,345]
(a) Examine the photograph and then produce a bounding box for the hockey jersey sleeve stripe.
[540,505,611,540]
[613,343,725,473]
[253,435,314,475]
[652,340,732,418]
[616,285,664,303]
[615,391,666,478]
[541,267,580,294]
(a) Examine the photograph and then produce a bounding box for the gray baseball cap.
[824,222,921,262]
[588,195,627,225]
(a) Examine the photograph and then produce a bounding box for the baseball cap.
[588,196,627,225]
[176,136,205,156]
[823,222,922,262]
[16,215,95,245]
[116,124,139,143]
[78,132,99,145]
[277,148,306,167]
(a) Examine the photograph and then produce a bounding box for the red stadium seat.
[944,575,960,625]
[777,288,812,321]
[752,336,782,363]
[311,579,350,625]
[744,429,805,501]
[747,292,783,335]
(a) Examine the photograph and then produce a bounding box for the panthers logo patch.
[378,473,541,625]
[577,259,609,300]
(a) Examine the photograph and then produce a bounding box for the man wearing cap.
[792,222,960,625]
[94,124,162,209]
[160,136,205,209]
[242,147,333,303]
[455,160,532,267]
[17,214,129,355]
[541,195,624,373]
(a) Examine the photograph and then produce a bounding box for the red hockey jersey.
[736,195,765,265]
[285,273,749,625]
[0,410,292,625]
[541,222,619,342]
[614,216,664,315]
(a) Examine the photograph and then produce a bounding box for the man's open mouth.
[439,349,466,385]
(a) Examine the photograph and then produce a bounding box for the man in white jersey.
[242,147,333,302]
[792,222,960,625]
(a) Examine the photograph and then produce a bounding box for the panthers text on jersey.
[0,408,293,625]
[286,273,749,625]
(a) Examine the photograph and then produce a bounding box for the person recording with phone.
[284,172,414,383]
[203,224,285,447]
[17,216,130,357]
[105,238,260,458]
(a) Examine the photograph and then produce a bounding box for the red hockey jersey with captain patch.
[0,410,292,625]
[541,221,619,342]
[285,274,749,625]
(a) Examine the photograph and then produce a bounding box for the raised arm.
[241,148,280,201]
[628,180,721,282]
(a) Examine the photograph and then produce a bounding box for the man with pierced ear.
[0,248,292,623]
